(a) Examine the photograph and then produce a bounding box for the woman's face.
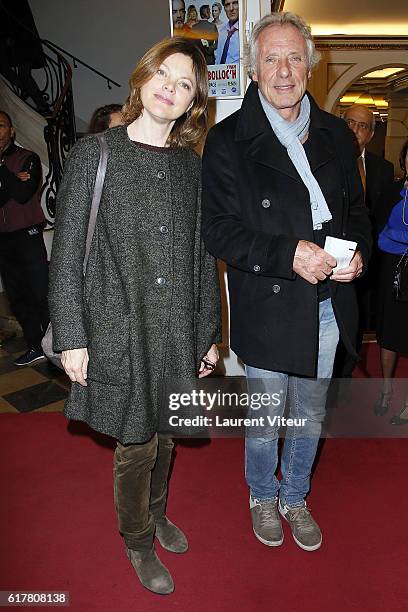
[140,53,197,124]
[212,5,220,19]
[108,111,123,128]
[188,7,198,20]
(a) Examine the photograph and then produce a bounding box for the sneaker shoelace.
[257,501,278,525]
[287,506,315,532]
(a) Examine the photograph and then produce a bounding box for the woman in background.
[186,5,199,28]
[375,139,408,425]
[88,103,123,133]
[49,38,220,595]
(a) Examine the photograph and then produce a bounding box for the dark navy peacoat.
[202,82,372,377]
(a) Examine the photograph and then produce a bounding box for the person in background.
[172,0,187,31]
[48,38,220,595]
[88,104,124,133]
[186,5,199,28]
[0,111,49,366]
[215,0,239,64]
[211,3,225,31]
[334,105,394,381]
[192,4,218,65]
[375,139,408,423]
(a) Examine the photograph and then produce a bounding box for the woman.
[88,103,124,133]
[186,5,199,28]
[375,139,408,425]
[211,2,225,31]
[48,38,220,595]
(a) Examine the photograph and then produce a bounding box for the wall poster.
[169,0,244,98]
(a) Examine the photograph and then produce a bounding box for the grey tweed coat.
[48,126,221,444]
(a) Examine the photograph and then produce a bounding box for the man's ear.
[252,71,258,83]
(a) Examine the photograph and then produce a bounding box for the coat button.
[261,198,271,208]
[159,225,168,234]
[272,284,280,293]
[157,171,166,179]
[253,265,261,272]
[156,277,166,285]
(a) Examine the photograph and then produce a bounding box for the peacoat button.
[159,225,168,234]
[261,198,271,208]
[272,284,281,293]
[156,277,166,285]
[157,171,166,179]
[253,265,261,272]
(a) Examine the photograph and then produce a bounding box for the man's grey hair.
[343,105,376,132]
[247,12,321,77]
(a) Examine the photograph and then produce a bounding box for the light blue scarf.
[258,90,332,230]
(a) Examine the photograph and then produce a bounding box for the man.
[171,0,186,31]
[336,105,394,379]
[202,13,371,551]
[215,0,239,64]
[343,105,394,222]
[0,111,49,365]
[192,5,218,65]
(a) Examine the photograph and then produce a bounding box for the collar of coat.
[1,141,18,159]
[234,81,336,183]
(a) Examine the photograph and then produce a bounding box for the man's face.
[172,0,186,28]
[252,24,311,122]
[344,106,374,153]
[223,1,239,23]
[0,114,14,153]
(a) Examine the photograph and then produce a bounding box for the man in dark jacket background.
[202,12,371,552]
[336,105,395,378]
[0,111,49,365]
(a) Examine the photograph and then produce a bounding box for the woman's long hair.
[122,37,208,148]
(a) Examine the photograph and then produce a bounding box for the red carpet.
[1,411,407,612]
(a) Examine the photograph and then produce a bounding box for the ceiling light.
[363,68,405,79]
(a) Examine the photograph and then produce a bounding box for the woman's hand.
[198,344,219,378]
[61,348,89,386]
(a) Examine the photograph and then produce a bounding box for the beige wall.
[307,39,408,173]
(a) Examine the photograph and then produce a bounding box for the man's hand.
[331,250,363,283]
[17,171,30,181]
[61,347,89,386]
[293,240,337,284]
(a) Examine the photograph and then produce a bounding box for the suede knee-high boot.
[150,435,188,553]
[113,434,174,595]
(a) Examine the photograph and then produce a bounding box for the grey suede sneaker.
[278,500,322,551]
[126,547,174,595]
[250,496,284,546]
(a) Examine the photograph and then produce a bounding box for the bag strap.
[83,132,108,274]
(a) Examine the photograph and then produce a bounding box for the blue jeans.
[245,298,339,507]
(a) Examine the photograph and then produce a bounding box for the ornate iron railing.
[2,35,119,223]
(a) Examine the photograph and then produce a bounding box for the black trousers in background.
[0,227,49,350]
[113,434,174,551]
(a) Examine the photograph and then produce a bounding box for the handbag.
[41,132,108,368]
[393,249,408,302]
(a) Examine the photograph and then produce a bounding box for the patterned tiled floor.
[0,335,70,413]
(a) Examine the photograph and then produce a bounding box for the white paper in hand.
[324,236,357,274]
